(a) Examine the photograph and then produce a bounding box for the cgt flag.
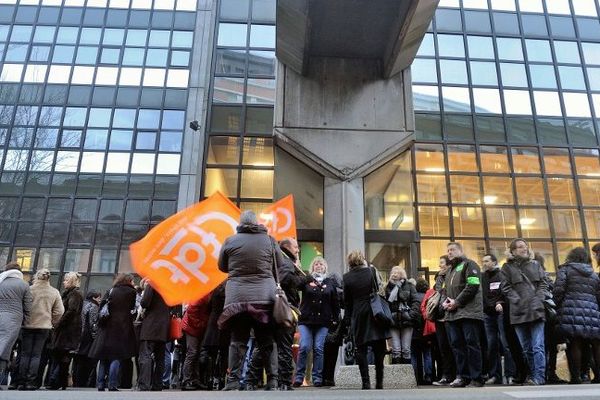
[129,191,240,306]
[259,194,297,241]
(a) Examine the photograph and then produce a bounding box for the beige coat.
[23,280,64,329]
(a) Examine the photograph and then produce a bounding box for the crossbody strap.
[269,236,281,287]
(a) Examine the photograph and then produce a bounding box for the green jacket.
[444,256,483,322]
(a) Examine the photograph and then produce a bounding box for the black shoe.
[548,375,568,384]
[222,380,240,391]
[292,381,302,388]
[245,384,257,391]
[109,388,119,391]
[485,377,500,385]
[313,381,322,388]
[450,378,467,388]
[98,388,106,392]
[433,377,451,386]
[467,380,484,388]
[265,379,278,390]
[362,382,371,390]
[181,384,199,391]
[322,380,335,387]
[278,384,294,391]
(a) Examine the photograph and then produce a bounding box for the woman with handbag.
[342,250,390,390]
[88,273,137,391]
[384,266,420,364]
[553,247,600,384]
[293,257,340,388]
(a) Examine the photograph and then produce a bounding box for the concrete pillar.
[324,177,365,277]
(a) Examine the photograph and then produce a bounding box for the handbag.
[98,289,112,325]
[519,269,556,322]
[369,267,393,328]
[169,315,183,340]
[270,238,298,328]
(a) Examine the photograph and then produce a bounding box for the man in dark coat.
[73,290,101,387]
[137,280,170,391]
[501,238,548,385]
[442,242,484,388]
[481,254,515,385]
[217,211,282,391]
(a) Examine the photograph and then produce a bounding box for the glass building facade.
[0,0,196,289]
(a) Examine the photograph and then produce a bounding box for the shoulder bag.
[98,288,113,326]
[369,267,393,328]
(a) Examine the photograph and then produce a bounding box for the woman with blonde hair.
[14,269,64,390]
[385,265,420,364]
[47,272,83,390]
[343,251,390,389]
[293,256,340,387]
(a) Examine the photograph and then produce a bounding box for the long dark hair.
[566,247,592,265]
[113,273,135,287]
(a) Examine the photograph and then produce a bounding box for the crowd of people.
[1,209,600,391]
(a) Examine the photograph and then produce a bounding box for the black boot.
[362,379,371,390]
[375,367,384,390]
[391,356,401,365]
[223,342,247,391]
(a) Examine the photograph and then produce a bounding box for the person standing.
[72,290,101,387]
[385,266,420,365]
[137,280,171,391]
[181,295,211,390]
[501,238,548,385]
[293,257,340,388]
[442,242,485,388]
[89,273,138,391]
[432,255,455,386]
[47,272,83,390]
[217,211,281,391]
[553,247,600,384]
[481,254,515,385]
[16,269,63,390]
[343,251,390,390]
[0,262,33,389]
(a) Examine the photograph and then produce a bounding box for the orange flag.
[258,194,297,241]
[130,191,240,306]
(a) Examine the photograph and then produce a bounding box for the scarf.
[0,269,24,285]
[312,272,327,284]
[387,279,406,303]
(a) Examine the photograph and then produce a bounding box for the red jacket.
[182,295,212,338]
[421,289,437,337]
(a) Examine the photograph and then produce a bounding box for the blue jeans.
[514,320,546,384]
[295,325,328,385]
[97,359,120,390]
[484,313,516,380]
[446,319,483,382]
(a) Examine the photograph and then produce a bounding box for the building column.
[324,177,365,277]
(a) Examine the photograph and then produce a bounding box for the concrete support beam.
[324,177,365,277]
[276,0,309,76]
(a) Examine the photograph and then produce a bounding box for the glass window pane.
[218,23,247,47]
[554,40,580,63]
[248,50,275,76]
[552,209,582,239]
[515,177,544,205]
[453,206,484,237]
[525,39,552,62]
[584,210,600,238]
[522,14,548,36]
[415,144,445,172]
[437,34,465,57]
[483,176,515,205]
[447,145,477,172]
[220,0,249,20]
[543,148,572,175]
[573,149,600,176]
[417,33,435,57]
[470,61,497,85]
[476,117,506,143]
[418,206,450,236]
[533,91,562,116]
[467,36,495,59]
[90,249,118,273]
[511,147,541,173]
[559,66,585,90]
[420,239,451,272]
[519,208,550,237]
[207,136,240,164]
[549,15,576,37]
[529,65,557,89]
[578,178,600,206]
[449,175,481,204]
[416,174,447,203]
[240,169,273,198]
[413,85,440,112]
[242,137,273,166]
[440,60,468,84]
[249,24,275,48]
[480,146,509,173]
[204,168,238,197]
[210,105,241,132]
[442,86,471,112]
[464,10,491,33]
[494,12,520,35]
[497,37,523,60]
[486,208,517,238]
[412,59,438,84]
[436,8,463,31]
[547,177,577,205]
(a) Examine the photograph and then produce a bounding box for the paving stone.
[334,364,417,389]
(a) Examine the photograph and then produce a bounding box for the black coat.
[482,267,504,315]
[501,254,548,325]
[51,287,83,352]
[78,299,99,355]
[202,283,229,348]
[554,262,600,340]
[140,285,170,342]
[444,257,483,321]
[298,276,340,327]
[343,266,390,346]
[278,247,308,308]
[384,280,420,328]
[88,283,137,360]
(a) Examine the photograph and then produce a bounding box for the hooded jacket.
[553,262,600,340]
[444,256,483,321]
[501,251,548,325]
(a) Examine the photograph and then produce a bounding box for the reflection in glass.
[573,149,600,176]
[480,146,509,172]
[442,86,471,112]
[437,34,465,57]
[90,249,118,273]
[529,65,557,89]
[467,36,495,59]
[511,147,540,174]
[213,77,245,103]
[246,78,275,104]
[533,91,562,116]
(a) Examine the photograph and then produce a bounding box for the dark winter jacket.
[444,256,483,321]
[78,299,99,355]
[202,283,229,348]
[501,253,548,325]
[298,276,340,327]
[384,280,420,328]
[482,266,504,315]
[140,285,170,342]
[182,295,211,338]
[88,283,137,360]
[278,246,308,308]
[553,262,600,340]
[343,265,390,346]
[52,286,83,352]
[217,223,282,327]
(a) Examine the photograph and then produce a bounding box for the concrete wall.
[178,0,217,210]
